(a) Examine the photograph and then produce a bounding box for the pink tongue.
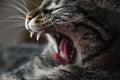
[54,38,73,65]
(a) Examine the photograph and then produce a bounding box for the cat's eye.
[42,9,53,14]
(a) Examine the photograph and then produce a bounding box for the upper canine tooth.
[37,32,42,41]
[30,32,34,38]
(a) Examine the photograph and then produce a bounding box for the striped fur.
[1,0,120,80]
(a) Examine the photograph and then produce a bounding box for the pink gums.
[54,38,73,65]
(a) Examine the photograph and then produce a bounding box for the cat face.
[25,0,79,32]
[25,0,112,66]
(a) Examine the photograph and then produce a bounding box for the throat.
[54,38,74,65]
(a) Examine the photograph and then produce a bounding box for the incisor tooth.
[30,32,34,38]
[37,32,42,41]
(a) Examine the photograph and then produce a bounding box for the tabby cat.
[1,0,120,80]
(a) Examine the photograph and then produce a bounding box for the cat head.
[25,0,113,67]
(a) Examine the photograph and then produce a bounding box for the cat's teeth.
[37,32,42,41]
[30,32,34,38]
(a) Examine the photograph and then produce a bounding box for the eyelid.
[42,9,53,13]
[52,0,59,4]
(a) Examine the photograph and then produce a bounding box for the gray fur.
[1,0,120,80]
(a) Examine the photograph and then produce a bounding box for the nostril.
[27,16,32,20]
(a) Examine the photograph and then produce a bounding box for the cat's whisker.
[0,7,12,11]
[0,21,24,27]
[12,5,27,15]
[0,25,24,32]
[0,20,24,23]
[10,23,24,27]
[2,16,25,21]
[21,0,27,6]
[11,0,29,13]
[7,15,25,18]
[7,28,25,43]
[27,0,38,7]
[14,28,25,34]
[3,23,24,27]
[2,2,27,15]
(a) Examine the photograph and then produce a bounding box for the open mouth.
[27,20,77,66]
[30,30,76,66]
[26,12,77,65]
[51,32,76,65]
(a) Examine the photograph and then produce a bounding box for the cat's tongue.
[54,38,73,65]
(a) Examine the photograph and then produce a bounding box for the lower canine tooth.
[37,32,42,41]
[30,32,34,38]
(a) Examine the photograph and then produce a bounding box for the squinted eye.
[42,9,53,14]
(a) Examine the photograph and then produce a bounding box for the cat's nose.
[25,16,39,32]
[27,15,32,21]
[25,9,51,32]
[25,10,40,31]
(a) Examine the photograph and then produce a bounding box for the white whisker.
[0,20,24,23]
[2,16,25,21]
[2,23,25,28]
[12,5,27,15]
[11,0,29,13]
[0,7,13,11]
[27,0,38,7]
[4,28,26,42]
[1,2,27,15]
[10,23,24,27]
[21,0,27,6]
[0,26,24,32]
[14,28,25,34]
